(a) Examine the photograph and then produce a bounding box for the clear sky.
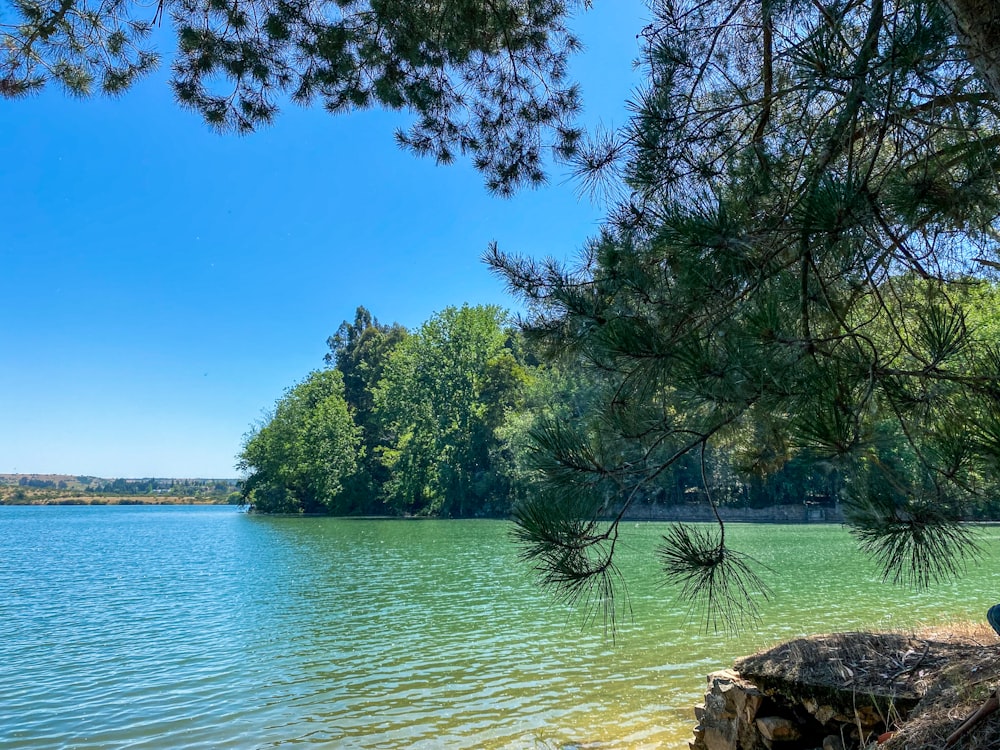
[0,2,649,479]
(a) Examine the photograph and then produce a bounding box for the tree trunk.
[939,0,1000,100]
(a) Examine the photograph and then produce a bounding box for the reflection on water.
[1,506,997,749]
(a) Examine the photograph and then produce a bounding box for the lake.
[2,506,998,749]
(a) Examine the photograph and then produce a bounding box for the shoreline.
[0,497,238,506]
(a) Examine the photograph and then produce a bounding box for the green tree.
[238,369,361,513]
[489,0,1000,629]
[373,304,529,516]
[325,306,409,512]
[326,307,408,421]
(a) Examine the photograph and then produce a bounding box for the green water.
[2,506,998,749]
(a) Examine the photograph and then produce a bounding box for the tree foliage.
[239,304,537,518]
[326,306,408,424]
[238,368,361,513]
[1,0,590,194]
[324,306,409,511]
[490,0,1000,629]
[373,304,530,516]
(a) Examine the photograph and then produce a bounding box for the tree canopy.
[374,304,529,516]
[238,368,361,513]
[6,0,1000,196]
[242,302,916,520]
[489,0,1000,629]
[323,306,410,513]
[239,305,536,517]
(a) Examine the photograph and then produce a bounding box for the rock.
[703,721,739,750]
[692,631,992,750]
[688,670,770,750]
[756,716,802,742]
[806,701,850,725]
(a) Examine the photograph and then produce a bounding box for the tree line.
[238,304,530,515]
[239,292,1000,519]
[86,478,236,497]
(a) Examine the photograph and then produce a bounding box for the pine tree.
[1,0,588,195]
[490,0,1000,629]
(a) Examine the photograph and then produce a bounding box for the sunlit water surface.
[2,506,998,749]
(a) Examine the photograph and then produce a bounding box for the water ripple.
[2,508,998,749]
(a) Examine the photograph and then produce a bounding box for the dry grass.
[883,623,1000,750]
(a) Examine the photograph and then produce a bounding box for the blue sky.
[0,2,649,478]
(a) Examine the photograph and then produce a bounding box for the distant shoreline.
[0,497,239,506]
[0,473,240,506]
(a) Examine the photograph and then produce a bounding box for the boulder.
[691,670,768,750]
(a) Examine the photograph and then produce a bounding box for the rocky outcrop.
[689,666,894,750]
[692,670,768,750]
[690,631,1000,750]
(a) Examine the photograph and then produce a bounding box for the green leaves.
[238,369,361,513]
[243,304,540,518]
[373,304,529,516]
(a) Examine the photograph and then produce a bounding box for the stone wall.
[625,504,843,523]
